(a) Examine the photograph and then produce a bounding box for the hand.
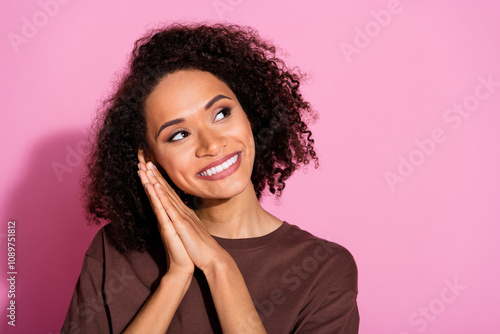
[136,150,266,333]
[137,150,194,278]
[137,150,229,275]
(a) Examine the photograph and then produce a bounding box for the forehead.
[144,70,235,123]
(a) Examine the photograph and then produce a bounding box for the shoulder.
[283,223,358,292]
[83,224,116,263]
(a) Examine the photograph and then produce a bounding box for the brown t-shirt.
[61,222,359,333]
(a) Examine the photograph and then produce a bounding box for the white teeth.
[200,153,239,177]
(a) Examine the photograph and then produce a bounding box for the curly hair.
[83,23,319,253]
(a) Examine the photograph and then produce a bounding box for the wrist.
[202,251,235,282]
[163,267,193,289]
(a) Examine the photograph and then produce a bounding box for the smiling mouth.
[199,153,239,177]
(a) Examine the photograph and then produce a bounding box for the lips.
[196,152,241,180]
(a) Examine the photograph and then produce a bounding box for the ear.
[137,148,157,164]
[138,148,167,178]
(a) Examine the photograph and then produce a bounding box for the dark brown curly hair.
[83,23,318,253]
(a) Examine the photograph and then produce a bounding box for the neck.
[194,184,282,239]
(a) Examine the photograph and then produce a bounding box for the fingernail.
[147,162,158,170]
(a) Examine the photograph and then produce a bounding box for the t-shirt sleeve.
[296,289,359,333]
[61,229,112,334]
[295,244,359,334]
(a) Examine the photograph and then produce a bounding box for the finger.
[145,167,186,211]
[138,170,192,252]
[137,169,151,187]
[137,150,148,172]
[152,181,208,242]
[144,165,205,226]
[145,169,172,197]
[138,162,147,171]
[140,160,196,220]
[139,162,186,217]
[146,162,173,191]
[154,181,215,271]
[138,170,182,218]
[145,184,190,258]
[144,183,169,220]
[138,171,167,215]
[144,182,184,242]
[139,172,181,242]
[153,182,192,234]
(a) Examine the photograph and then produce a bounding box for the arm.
[295,246,359,334]
[204,254,266,333]
[135,156,266,333]
[125,152,266,333]
[123,155,195,333]
[122,270,192,333]
[295,289,359,334]
[61,231,114,334]
[61,254,110,334]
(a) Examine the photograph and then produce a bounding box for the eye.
[168,130,190,142]
[214,107,232,122]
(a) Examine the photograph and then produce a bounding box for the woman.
[62,23,359,333]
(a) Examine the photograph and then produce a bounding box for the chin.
[193,179,252,201]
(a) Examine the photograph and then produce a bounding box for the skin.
[123,70,282,333]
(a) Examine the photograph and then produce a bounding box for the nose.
[195,128,227,158]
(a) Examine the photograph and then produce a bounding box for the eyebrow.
[204,94,231,110]
[156,94,232,138]
[156,118,185,138]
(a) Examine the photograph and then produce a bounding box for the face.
[144,69,255,200]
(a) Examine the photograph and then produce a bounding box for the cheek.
[235,114,255,146]
[155,149,189,182]
[245,125,256,157]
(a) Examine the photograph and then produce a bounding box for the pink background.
[1,0,499,333]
